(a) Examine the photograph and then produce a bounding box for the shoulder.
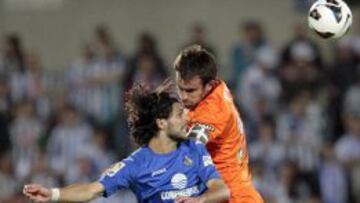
[102,147,147,176]
[195,81,233,119]
[182,139,207,154]
[125,147,148,163]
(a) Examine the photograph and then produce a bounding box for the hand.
[175,196,206,203]
[23,184,51,203]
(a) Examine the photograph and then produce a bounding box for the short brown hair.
[174,45,217,84]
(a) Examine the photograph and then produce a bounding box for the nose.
[180,91,188,101]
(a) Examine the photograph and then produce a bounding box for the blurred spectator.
[7,51,52,122]
[73,24,126,126]
[46,104,94,184]
[251,161,277,203]
[125,32,168,90]
[328,37,358,93]
[325,39,359,140]
[281,22,322,67]
[29,154,58,188]
[353,35,360,62]
[24,53,44,101]
[0,50,3,74]
[237,47,281,126]
[65,44,95,114]
[86,38,125,125]
[92,24,121,58]
[129,53,166,87]
[335,86,360,203]
[279,41,322,102]
[68,150,96,183]
[0,34,26,76]
[112,114,133,159]
[343,83,360,118]
[0,79,11,154]
[10,101,43,182]
[0,78,11,112]
[319,143,348,203]
[184,23,216,56]
[230,20,270,88]
[26,52,52,120]
[277,90,324,195]
[88,128,115,173]
[0,151,17,202]
[294,0,316,13]
[249,116,285,174]
[272,161,311,203]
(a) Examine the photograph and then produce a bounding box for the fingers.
[23,184,34,195]
[24,184,42,193]
[23,184,38,199]
[23,184,50,202]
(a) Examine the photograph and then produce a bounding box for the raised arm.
[23,182,104,203]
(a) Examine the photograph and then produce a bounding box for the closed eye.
[179,87,196,93]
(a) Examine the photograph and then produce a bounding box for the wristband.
[50,188,60,202]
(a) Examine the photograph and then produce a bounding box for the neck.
[192,80,219,110]
[148,131,178,154]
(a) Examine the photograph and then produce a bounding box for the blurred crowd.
[0,21,359,203]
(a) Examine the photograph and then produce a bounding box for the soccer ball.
[308,0,352,39]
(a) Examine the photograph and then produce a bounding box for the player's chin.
[170,133,187,142]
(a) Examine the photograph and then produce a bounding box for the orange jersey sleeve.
[187,81,263,203]
[187,81,247,165]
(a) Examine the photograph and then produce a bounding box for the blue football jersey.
[99,139,220,203]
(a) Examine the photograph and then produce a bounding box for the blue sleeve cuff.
[99,179,116,198]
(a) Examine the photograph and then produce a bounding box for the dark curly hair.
[125,82,178,146]
[174,45,217,85]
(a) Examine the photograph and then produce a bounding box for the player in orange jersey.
[174,45,264,203]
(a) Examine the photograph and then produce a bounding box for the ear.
[204,80,216,94]
[156,118,167,130]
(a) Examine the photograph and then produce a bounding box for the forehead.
[171,102,183,113]
[175,74,203,88]
[173,102,183,109]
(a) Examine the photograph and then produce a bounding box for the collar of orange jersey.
[189,79,224,111]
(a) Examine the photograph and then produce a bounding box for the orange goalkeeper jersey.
[187,80,263,203]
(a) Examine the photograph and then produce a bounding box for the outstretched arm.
[175,179,230,203]
[23,182,104,203]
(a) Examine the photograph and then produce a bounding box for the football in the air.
[308,0,352,39]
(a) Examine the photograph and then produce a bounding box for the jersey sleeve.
[193,141,221,182]
[188,102,231,143]
[98,157,136,197]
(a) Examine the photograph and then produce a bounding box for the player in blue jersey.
[23,82,230,203]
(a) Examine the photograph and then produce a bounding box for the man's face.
[166,102,188,141]
[176,74,209,109]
